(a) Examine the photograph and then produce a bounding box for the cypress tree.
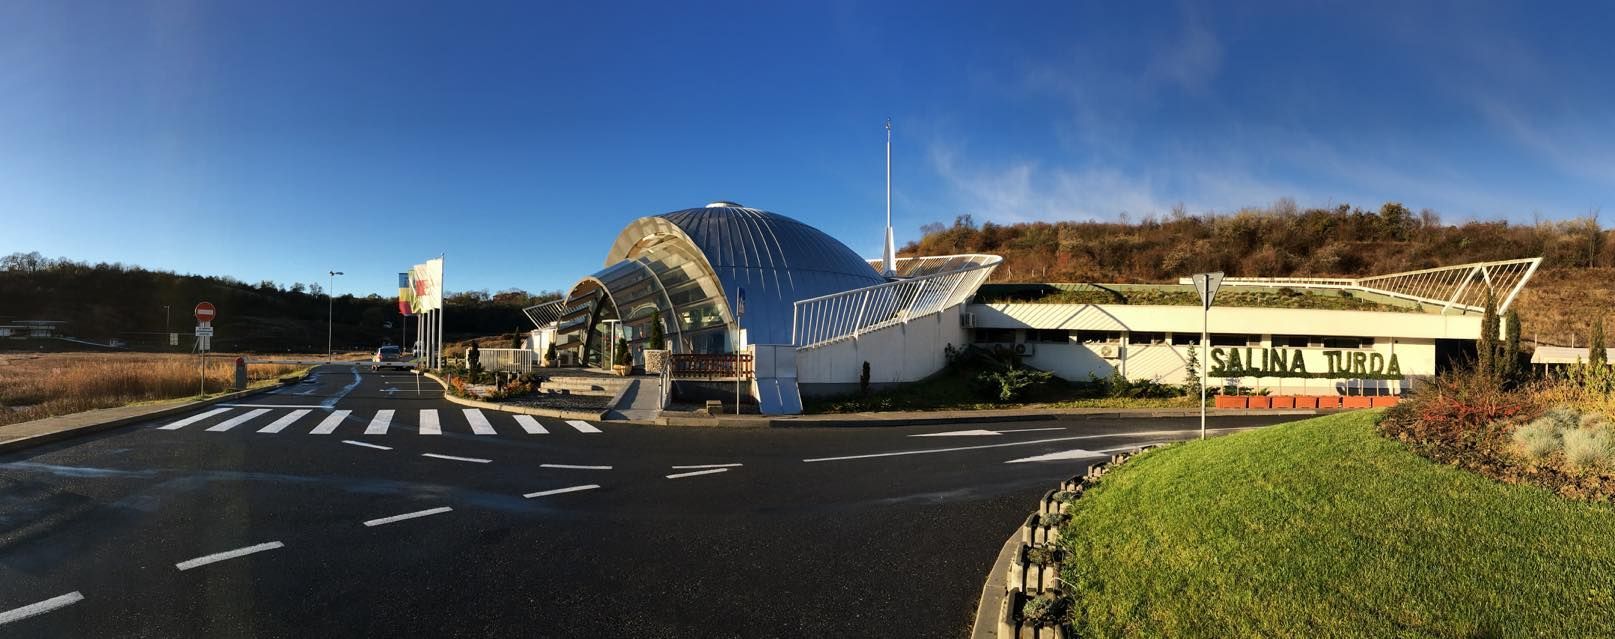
[1591,319,1608,368]
[649,309,666,350]
[1477,290,1499,379]
[1501,310,1521,387]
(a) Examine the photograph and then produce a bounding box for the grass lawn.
[1061,411,1615,638]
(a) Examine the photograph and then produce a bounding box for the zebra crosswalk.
[154,406,605,437]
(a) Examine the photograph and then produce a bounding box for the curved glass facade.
[555,204,885,366]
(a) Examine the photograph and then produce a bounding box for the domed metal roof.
[604,205,885,345]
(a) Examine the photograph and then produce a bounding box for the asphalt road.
[0,364,1306,638]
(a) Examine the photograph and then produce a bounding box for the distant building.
[0,320,66,338]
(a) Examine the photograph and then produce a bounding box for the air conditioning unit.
[962,312,976,327]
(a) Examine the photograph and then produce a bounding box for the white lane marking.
[320,367,364,408]
[422,453,491,464]
[802,429,1239,463]
[0,591,84,625]
[219,404,329,409]
[174,541,284,571]
[309,410,352,435]
[158,407,232,430]
[910,426,1066,438]
[364,409,395,435]
[666,468,729,479]
[513,415,548,434]
[540,463,611,470]
[1003,443,1146,464]
[419,409,441,435]
[363,506,453,527]
[342,440,393,451]
[523,484,601,498]
[565,420,602,434]
[205,408,271,432]
[670,463,743,469]
[463,409,496,435]
[258,409,312,433]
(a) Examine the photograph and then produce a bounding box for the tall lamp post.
[328,270,344,360]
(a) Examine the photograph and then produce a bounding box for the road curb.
[0,380,297,456]
[969,445,1161,638]
[695,408,1328,429]
[422,371,607,421]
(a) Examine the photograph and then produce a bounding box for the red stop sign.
[194,302,216,323]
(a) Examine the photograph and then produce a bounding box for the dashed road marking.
[671,463,743,469]
[0,591,84,626]
[667,468,729,479]
[309,410,352,435]
[422,453,491,464]
[364,409,395,435]
[342,440,393,451]
[258,409,312,433]
[463,409,496,435]
[419,409,441,435]
[513,415,548,434]
[541,463,611,470]
[565,420,602,434]
[158,407,231,430]
[363,506,453,527]
[206,408,271,432]
[175,541,284,571]
[523,484,600,498]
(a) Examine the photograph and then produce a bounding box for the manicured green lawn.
[1061,411,1615,638]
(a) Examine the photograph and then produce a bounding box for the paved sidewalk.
[645,405,1330,428]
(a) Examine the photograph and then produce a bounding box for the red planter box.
[1316,396,1342,409]
[1342,396,1373,409]
[1292,396,1319,409]
[1214,395,1248,409]
[1371,396,1401,408]
[1270,396,1296,409]
[1247,396,1272,409]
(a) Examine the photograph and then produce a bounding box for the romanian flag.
[398,272,415,316]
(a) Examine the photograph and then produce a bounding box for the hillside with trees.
[0,252,560,352]
[902,200,1612,346]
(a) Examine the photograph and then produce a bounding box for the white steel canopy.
[1178,258,1542,315]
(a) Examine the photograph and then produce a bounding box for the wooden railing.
[671,353,753,379]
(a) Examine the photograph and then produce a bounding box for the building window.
[1211,334,1259,347]
[1076,330,1121,344]
[1323,336,1372,349]
[1273,335,1313,348]
[1027,329,1070,344]
[1130,331,1167,345]
[1169,332,1201,345]
[974,328,1015,344]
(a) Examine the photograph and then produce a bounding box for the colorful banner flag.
[397,272,414,316]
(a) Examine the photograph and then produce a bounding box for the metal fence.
[475,348,538,372]
[793,254,1001,348]
[1190,257,1542,315]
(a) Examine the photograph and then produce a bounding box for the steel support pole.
[1200,304,1208,440]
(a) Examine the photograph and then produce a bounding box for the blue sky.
[3,1,1613,296]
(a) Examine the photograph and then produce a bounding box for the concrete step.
[542,376,628,397]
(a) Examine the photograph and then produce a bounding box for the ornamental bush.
[972,368,1054,402]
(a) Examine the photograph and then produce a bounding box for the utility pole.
[328,270,344,360]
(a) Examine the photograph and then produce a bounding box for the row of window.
[976,329,1374,349]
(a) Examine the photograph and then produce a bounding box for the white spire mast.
[882,117,897,277]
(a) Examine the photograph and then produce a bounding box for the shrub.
[1562,427,1615,471]
[648,310,666,350]
[972,368,1054,402]
[1513,417,1562,462]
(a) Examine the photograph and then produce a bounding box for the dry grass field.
[0,352,304,428]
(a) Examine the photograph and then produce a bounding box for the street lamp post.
[162,305,171,340]
[328,271,344,360]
